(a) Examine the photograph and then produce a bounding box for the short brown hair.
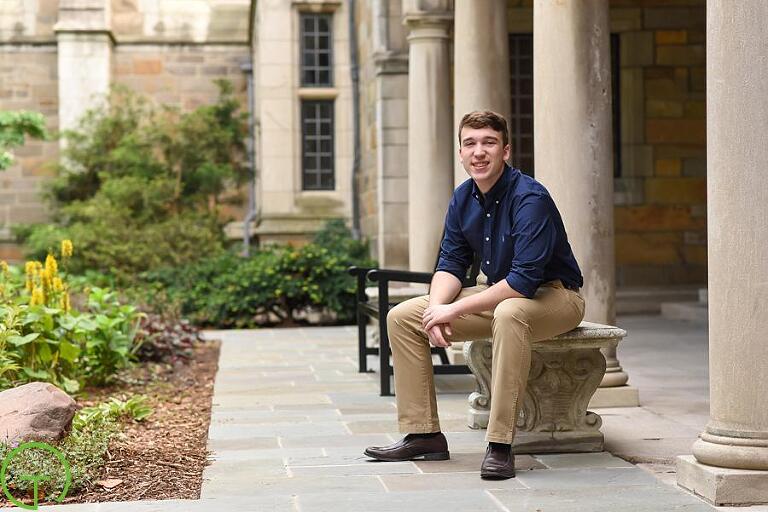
[458,110,509,148]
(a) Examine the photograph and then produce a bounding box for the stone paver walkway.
[4,315,764,511]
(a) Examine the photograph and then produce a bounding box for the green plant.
[0,395,153,502]
[17,81,245,281]
[0,247,142,392]
[143,220,375,328]
[0,110,47,171]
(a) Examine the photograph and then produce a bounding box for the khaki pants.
[387,279,585,444]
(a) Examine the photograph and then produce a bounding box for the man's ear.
[503,144,511,161]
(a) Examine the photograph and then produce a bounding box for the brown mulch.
[1,341,221,506]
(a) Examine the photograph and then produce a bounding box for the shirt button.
[486,213,490,218]
[486,260,490,265]
[495,200,499,204]
[485,237,490,242]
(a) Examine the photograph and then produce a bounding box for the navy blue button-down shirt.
[435,165,583,299]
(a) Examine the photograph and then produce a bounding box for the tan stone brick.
[615,205,704,232]
[621,145,653,177]
[655,145,705,159]
[133,58,163,74]
[656,159,682,177]
[690,66,706,92]
[683,245,707,265]
[656,30,687,45]
[683,100,705,118]
[647,99,684,118]
[610,8,643,32]
[682,157,706,177]
[646,119,705,144]
[620,31,654,67]
[616,232,682,265]
[0,244,24,262]
[645,177,706,204]
[656,45,705,66]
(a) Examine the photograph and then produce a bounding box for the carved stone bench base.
[463,322,627,454]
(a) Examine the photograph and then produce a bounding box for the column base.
[589,385,640,408]
[677,455,768,506]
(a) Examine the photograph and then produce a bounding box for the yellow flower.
[25,261,35,277]
[61,239,73,259]
[60,292,71,312]
[30,287,45,306]
[45,254,58,277]
[0,260,8,277]
[53,277,64,292]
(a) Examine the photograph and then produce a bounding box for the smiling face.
[458,126,511,194]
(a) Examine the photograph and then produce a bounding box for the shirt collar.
[472,164,516,205]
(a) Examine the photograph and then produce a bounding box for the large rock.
[0,382,78,446]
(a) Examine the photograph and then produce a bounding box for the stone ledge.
[589,385,640,408]
[677,454,768,506]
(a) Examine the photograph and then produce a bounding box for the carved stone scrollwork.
[518,349,605,433]
[464,340,492,412]
[464,322,626,452]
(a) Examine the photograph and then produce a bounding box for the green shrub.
[0,110,47,171]
[142,221,375,328]
[17,81,246,281]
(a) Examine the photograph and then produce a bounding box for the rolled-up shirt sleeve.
[505,194,557,298]
[435,196,473,282]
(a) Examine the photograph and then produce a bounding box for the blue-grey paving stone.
[209,421,349,439]
[514,467,659,489]
[413,452,545,473]
[204,458,288,479]
[296,490,506,512]
[289,461,418,477]
[489,485,716,512]
[279,433,391,449]
[534,452,635,469]
[208,436,280,451]
[272,403,338,411]
[97,498,297,512]
[381,472,527,491]
[202,475,385,498]
[209,447,324,462]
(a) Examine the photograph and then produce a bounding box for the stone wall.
[0,46,59,261]
[508,0,707,286]
[0,1,251,262]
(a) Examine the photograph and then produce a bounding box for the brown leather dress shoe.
[480,444,515,479]
[364,433,450,462]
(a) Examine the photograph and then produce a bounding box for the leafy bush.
[0,243,142,392]
[142,220,374,328]
[0,110,47,171]
[0,395,152,502]
[17,81,246,281]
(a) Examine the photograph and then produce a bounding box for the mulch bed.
[1,340,221,506]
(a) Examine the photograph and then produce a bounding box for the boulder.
[0,382,78,446]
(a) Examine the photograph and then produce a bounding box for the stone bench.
[463,321,626,454]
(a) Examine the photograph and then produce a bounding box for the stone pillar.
[452,0,510,186]
[403,7,454,272]
[677,1,768,505]
[55,0,113,137]
[533,0,637,407]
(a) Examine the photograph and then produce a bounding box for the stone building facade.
[1,0,706,285]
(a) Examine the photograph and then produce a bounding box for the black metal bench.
[349,262,478,396]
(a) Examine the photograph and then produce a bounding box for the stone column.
[677,1,768,506]
[533,0,637,407]
[452,0,510,186]
[55,0,113,137]
[403,7,454,272]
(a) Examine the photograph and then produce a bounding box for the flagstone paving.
[6,315,768,511]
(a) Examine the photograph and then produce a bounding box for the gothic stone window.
[300,13,333,87]
[301,100,335,190]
